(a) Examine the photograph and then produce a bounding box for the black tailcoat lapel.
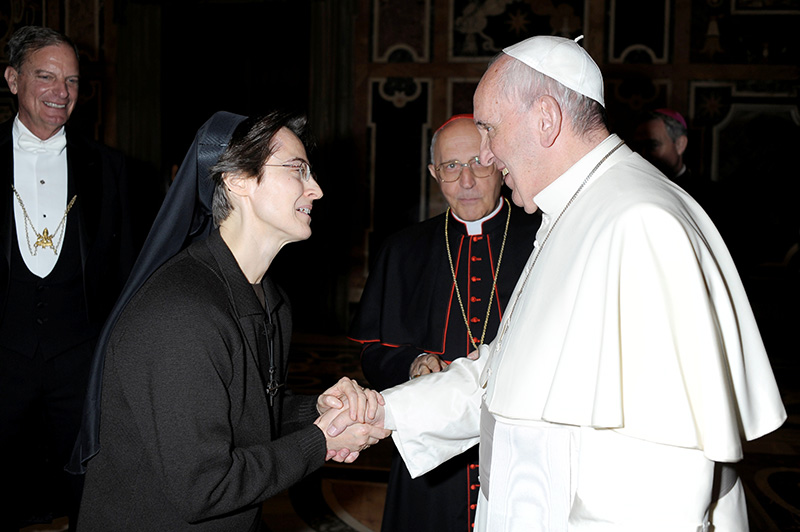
[0,121,14,287]
[66,127,104,271]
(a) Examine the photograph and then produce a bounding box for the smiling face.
[428,118,503,221]
[473,58,545,214]
[4,43,79,140]
[248,127,323,246]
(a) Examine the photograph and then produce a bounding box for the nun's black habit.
[70,112,327,531]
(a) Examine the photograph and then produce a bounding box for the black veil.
[68,111,247,473]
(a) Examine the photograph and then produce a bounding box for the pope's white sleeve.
[382,352,487,478]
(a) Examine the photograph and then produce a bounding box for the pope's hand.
[314,405,390,463]
[324,398,388,440]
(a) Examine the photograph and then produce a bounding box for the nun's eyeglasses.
[263,160,313,182]
[434,156,495,182]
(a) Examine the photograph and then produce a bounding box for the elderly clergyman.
[333,35,787,531]
[350,115,540,531]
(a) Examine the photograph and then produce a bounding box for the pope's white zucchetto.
[503,35,605,108]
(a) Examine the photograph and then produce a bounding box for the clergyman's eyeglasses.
[434,156,495,182]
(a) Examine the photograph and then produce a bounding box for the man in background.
[350,115,540,531]
[1,25,133,530]
[632,108,720,211]
[633,108,689,181]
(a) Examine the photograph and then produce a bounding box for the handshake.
[313,377,391,463]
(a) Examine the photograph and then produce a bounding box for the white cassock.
[382,134,787,531]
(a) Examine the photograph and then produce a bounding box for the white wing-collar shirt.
[12,115,69,278]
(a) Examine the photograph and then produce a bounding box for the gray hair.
[492,52,606,138]
[430,128,440,163]
[210,111,310,225]
[5,26,79,71]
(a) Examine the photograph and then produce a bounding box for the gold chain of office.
[445,198,511,352]
[11,184,77,256]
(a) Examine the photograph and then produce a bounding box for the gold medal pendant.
[35,228,54,250]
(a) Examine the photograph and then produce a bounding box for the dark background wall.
[160,1,312,165]
[1,0,798,343]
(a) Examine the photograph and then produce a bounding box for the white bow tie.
[17,131,67,154]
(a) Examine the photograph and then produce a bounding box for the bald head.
[428,117,503,221]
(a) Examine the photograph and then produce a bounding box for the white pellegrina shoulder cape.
[383,136,786,476]
[480,138,785,463]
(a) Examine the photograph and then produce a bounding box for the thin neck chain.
[494,140,625,353]
[11,184,77,256]
[445,198,511,352]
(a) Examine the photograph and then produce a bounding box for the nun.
[73,111,388,531]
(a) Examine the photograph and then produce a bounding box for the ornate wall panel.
[367,77,431,248]
[604,76,673,137]
[66,0,100,62]
[691,80,800,275]
[1,0,44,123]
[690,0,799,64]
[607,0,670,64]
[690,81,800,182]
[449,0,588,61]
[606,77,672,113]
[447,78,479,116]
[0,1,41,44]
[372,0,432,62]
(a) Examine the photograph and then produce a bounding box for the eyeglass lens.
[297,162,310,181]
[438,157,494,182]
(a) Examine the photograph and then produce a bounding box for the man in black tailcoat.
[0,26,133,530]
